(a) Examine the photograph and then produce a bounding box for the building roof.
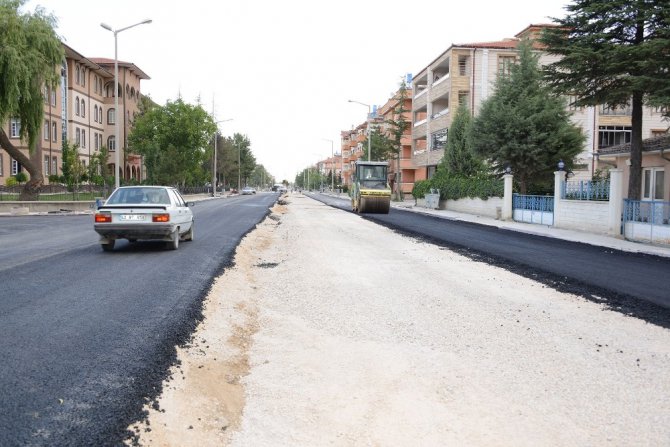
[414,24,556,78]
[599,134,670,157]
[89,58,151,80]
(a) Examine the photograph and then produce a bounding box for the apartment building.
[0,42,149,185]
[410,24,668,181]
[377,87,415,194]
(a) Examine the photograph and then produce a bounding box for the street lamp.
[236,141,242,191]
[212,118,233,196]
[348,99,372,161]
[100,19,152,190]
[322,138,334,192]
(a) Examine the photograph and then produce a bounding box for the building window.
[643,168,665,201]
[431,128,448,151]
[81,68,86,87]
[75,65,80,85]
[81,99,85,118]
[427,165,437,179]
[458,91,470,109]
[600,102,631,116]
[82,129,86,148]
[11,159,19,176]
[498,56,516,77]
[651,129,668,138]
[75,96,80,116]
[10,118,20,138]
[94,105,98,122]
[458,55,470,76]
[52,122,57,142]
[75,128,80,146]
[94,75,98,94]
[108,135,116,151]
[598,125,631,148]
[44,155,50,175]
[52,157,57,176]
[108,108,115,124]
[44,120,50,140]
[51,90,56,106]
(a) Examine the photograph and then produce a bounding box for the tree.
[60,140,86,191]
[362,129,395,162]
[440,105,483,178]
[128,98,216,186]
[384,82,411,201]
[541,0,670,200]
[0,0,64,200]
[471,40,584,194]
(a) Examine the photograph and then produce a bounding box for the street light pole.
[237,141,241,190]
[348,99,372,161]
[101,19,152,190]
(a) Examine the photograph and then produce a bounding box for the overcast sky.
[27,0,570,182]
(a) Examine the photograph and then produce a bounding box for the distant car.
[241,186,256,195]
[94,186,195,252]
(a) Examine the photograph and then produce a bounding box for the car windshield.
[106,187,170,205]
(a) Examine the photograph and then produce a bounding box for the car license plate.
[120,214,146,221]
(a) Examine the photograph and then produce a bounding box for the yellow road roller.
[350,161,391,214]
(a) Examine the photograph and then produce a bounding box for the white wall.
[445,197,504,219]
[556,200,610,234]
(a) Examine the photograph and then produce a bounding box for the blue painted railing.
[623,199,670,225]
[513,194,554,212]
[562,180,610,201]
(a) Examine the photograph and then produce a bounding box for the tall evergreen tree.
[0,0,63,199]
[541,0,670,200]
[441,105,482,178]
[472,40,584,194]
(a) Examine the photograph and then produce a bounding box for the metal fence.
[512,193,554,225]
[562,180,610,201]
[0,184,111,201]
[0,184,216,202]
[623,199,670,246]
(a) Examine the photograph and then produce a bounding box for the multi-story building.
[410,24,668,181]
[0,42,149,185]
[377,87,415,194]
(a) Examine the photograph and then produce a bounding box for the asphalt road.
[0,193,278,446]
[311,193,670,326]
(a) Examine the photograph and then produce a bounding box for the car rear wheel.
[101,240,115,252]
[184,222,195,241]
[168,228,179,250]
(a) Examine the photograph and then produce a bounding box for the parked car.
[241,186,256,195]
[93,186,195,251]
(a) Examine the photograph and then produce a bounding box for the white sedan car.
[94,186,195,251]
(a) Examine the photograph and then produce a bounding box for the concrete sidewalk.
[389,198,670,258]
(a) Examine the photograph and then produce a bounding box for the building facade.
[410,24,668,182]
[0,42,149,186]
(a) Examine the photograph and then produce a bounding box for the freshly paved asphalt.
[311,193,670,326]
[0,193,277,446]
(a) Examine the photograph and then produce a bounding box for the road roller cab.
[350,161,392,214]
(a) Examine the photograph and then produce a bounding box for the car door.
[168,189,192,232]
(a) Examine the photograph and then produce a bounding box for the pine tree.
[472,40,584,194]
[441,105,482,178]
[541,0,670,200]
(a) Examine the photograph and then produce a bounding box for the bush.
[411,180,432,199]
[5,177,18,187]
[14,171,28,184]
[414,171,503,201]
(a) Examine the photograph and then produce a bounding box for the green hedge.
[412,174,503,200]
